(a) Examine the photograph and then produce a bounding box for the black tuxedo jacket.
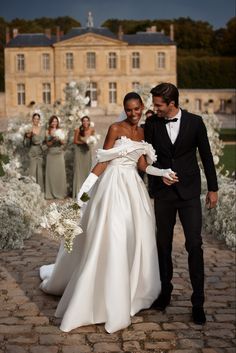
[144,109,218,200]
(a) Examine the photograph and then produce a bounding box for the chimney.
[118,25,123,40]
[45,28,51,39]
[56,26,60,42]
[6,27,10,44]
[13,28,18,38]
[170,24,174,41]
[146,26,157,33]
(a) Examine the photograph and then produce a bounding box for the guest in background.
[24,113,45,192]
[45,115,67,199]
[72,116,95,199]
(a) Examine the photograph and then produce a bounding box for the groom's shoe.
[151,293,171,311]
[192,306,206,325]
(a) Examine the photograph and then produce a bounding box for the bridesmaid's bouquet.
[80,134,101,146]
[52,128,66,141]
[40,201,83,253]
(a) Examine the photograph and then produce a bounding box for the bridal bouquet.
[40,201,83,253]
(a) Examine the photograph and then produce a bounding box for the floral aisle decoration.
[0,166,46,249]
[134,83,153,125]
[201,172,236,250]
[199,113,235,250]
[40,200,83,253]
[57,80,90,132]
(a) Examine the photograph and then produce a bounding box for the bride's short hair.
[123,92,143,106]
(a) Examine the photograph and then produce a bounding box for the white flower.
[213,155,220,165]
[69,81,77,88]
[40,201,83,253]
[52,129,66,141]
[81,134,100,145]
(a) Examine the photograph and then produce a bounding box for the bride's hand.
[162,173,179,185]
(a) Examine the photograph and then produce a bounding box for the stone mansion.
[3,19,235,118]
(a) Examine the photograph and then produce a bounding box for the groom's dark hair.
[150,83,179,107]
[123,92,143,106]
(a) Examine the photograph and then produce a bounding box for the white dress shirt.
[165,109,182,144]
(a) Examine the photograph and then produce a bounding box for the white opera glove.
[146,166,175,181]
[76,172,98,206]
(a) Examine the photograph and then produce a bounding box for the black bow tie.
[164,118,178,124]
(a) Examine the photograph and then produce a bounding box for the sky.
[1,0,235,29]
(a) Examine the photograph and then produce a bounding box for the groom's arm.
[197,117,218,192]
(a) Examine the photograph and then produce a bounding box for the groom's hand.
[162,173,179,186]
[206,191,218,209]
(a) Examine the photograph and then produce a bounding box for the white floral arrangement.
[40,201,83,253]
[52,128,66,141]
[199,113,235,250]
[80,134,101,146]
[201,172,236,250]
[0,174,46,249]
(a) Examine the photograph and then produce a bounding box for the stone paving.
[0,220,235,353]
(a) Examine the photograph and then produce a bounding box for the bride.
[39,92,176,333]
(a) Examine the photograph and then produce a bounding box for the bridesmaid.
[24,113,45,191]
[72,116,95,199]
[45,115,67,199]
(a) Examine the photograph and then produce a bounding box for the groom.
[144,83,218,325]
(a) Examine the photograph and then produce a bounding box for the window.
[88,82,97,102]
[42,83,51,104]
[66,52,74,70]
[87,52,96,69]
[195,99,202,112]
[132,82,140,90]
[157,52,166,69]
[132,52,140,69]
[42,53,50,71]
[108,52,117,69]
[109,82,117,103]
[17,83,25,105]
[219,99,226,113]
[17,54,25,72]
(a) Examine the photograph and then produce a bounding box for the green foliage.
[219,129,236,142]
[173,17,213,50]
[0,154,9,176]
[7,16,81,35]
[220,144,236,176]
[177,56,236,88]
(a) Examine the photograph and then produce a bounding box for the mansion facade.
[3,23,235,119]
[4,25,176,116]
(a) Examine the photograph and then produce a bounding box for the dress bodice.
[96,136,156,167]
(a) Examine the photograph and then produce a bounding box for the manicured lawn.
[220,144,236,176]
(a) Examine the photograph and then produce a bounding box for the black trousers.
[154,189,204,307]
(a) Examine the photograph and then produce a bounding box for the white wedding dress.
[40,136,161,333]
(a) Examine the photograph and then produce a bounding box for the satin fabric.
[40,136,161,333]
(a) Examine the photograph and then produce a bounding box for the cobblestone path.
[0,220,235,353]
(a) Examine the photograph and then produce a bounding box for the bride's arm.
[76,124,119,204]
[138,155,178,181]
[91,124,119,176]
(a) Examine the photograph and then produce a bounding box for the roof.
[62,27,117,41]
[6,34,55,47]
[6,27,175,47]
[123,32,174,45]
